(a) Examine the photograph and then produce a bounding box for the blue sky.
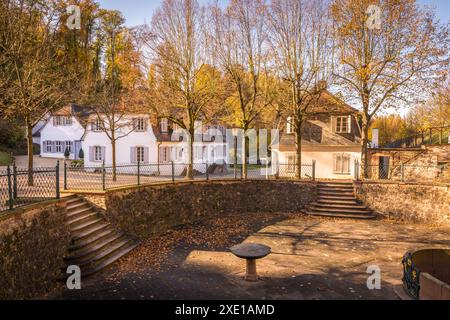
[98,0,450,27]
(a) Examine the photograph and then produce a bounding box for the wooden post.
[64,161,67,190]
[171,161,175,183]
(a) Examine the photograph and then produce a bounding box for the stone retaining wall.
[105,180,317,239]
[0,201,70,299]
[354,181,450,225]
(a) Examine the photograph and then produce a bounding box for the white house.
[273,88,362,180]
[34,105,228,175]
[37,105,87,160]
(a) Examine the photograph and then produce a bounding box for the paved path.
[52,214,450,300]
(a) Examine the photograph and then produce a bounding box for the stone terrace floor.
[51,213,450,300]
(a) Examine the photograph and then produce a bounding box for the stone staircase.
[63,195,139,278]
[306,181,376,219]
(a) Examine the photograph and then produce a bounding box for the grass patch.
[0,150,12,166]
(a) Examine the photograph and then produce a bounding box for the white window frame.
[44,141,52,153]
[134,118,146,132]
[94,146,103,162]
[55,141,63,153]
[54,116,72,126]
[333,153,351,175]
[335,116,349,133]
[65,141,73,154]
[136,146,145,163]
[93,118,103,132]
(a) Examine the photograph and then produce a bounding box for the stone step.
[317,199,358,205]
[70,218,104,233]
[65,196,82,205]
[318,192,355,197]
[67,212,99,228]
[75,237,133,268]
[317,195,357,200]
[67,206,94,219]
[318,187,355,193]
[67,231,126,262]
[66,201,90,212]
[72,222,111,243]
[306,211,376,220]
[318,183,353,188]
[69,226,117,251]
[308,206,372,215]
[310,202,367,210]
[82,241,139,278]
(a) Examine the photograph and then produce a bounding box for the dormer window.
[92,118,103,132]
[134,118,146,132]
[334,116,351,133]
[161,118,168,133]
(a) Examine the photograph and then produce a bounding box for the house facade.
[38,105,88,160]
[35,105,228,172]
[273,89,362,180]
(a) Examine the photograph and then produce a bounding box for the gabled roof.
[307,90,359,115]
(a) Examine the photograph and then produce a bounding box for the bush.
[78,148,84,159]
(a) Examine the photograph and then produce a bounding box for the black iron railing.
[63,161,316,191]
[0,162,60,213]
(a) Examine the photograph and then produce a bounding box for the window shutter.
[89,147,94,162]
[348,115,352,133]
[101,147,106,161]
[130,147,136,163]
[144,119,148,131]
[90,121,95,131]
[144,147,149,163]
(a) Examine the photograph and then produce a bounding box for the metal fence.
[357,163,450,183]
[63,161,316,191]
[0,163,60,213]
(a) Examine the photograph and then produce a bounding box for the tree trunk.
[26,117,34,186]
[361,117,370,179]
[186,128,194,180]
[295,119,302,180]
[242,131,247,180]
[112,138,117,182]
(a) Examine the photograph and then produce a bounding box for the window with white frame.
[136,147,145,163]
[160,119,168,132]
[333,153,351,174]
[93,118,102,132]
[44,141,52,153]
[160,146,171,163]
[55,141,63,153]
[65,141,73,154]
[134,118,146,132]
[54,116,72,126]
[335,116,350,133]
[94,146,103,161]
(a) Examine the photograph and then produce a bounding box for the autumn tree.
[209,0,271,179]
[87,10,145,181]
[0,0,75,183]
[267,0,334,178]
[146,0,223,179]
[331,0,450,176]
